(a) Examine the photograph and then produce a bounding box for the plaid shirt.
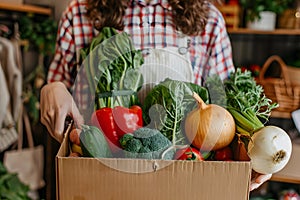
[47,0,234,110]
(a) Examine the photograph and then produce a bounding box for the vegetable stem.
[192,92,207,109]
[228,108,263,135]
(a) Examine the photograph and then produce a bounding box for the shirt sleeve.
[206,4,235,81]
[47,4,77,89]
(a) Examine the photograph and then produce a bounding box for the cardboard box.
[56,126,252,200]
[271,143,300,184]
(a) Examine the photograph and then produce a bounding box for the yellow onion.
[185,92,236,151]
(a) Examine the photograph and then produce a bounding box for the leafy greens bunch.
[143,79,209,146]
[80,27,144,109]
[206,68,278,137]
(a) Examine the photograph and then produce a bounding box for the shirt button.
[145,7,150,13]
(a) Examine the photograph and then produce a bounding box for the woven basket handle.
[258,55,291,85]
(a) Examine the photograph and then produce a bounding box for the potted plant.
[239,0,294,30]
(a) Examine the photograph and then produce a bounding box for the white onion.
[247,125,292,174]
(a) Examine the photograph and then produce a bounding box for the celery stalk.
[206,68,278,136]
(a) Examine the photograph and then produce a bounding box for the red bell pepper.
[90,107,121,153]
[90,105,143,153]
[112,105,143,137]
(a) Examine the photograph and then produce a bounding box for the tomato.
[214,146,233,161]
[239,66,248,72]
[174,147,203,161]
[249,64,261,77]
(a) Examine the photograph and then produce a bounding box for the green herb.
[206,69,278,136]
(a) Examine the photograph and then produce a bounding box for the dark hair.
[86,0,216,35]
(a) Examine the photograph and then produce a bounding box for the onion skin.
[232,134,251,161]
[185,92,236,151]
[248,126,292,175]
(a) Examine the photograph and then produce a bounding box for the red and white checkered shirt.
[48,0,234,88]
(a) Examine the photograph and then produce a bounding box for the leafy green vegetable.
[142,78,209,146]
[80,27,144,109]
[206,69,278,136]
[0,162,30,200]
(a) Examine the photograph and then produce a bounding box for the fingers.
[255,173,272,183]
[250,173,272,191]
[40,82,84,142]
[52,99,84,143]
[70,99,84,129]
[250,182,261,191]
[40,104,65,143]
[54,109,67,143]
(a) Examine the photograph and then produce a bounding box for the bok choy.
[80,27,144,109]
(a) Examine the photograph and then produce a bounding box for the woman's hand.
[250,171,272,191]
[40,82,84,143]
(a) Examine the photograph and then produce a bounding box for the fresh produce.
[174,146,203,161]
[90,105,143,153]
[69,152,81,157]
[214,146,234,161]
[249,64,261,77]
[231,134,251,161]
[143,78,209,146]
[71,143,83,156]
[91,107,120,153]
[247,126,292,174]
[80,27,144,109]
[69,128,81,146]
[79,124,112,158]
[112,105,143,136]
[206,69,292,174]
[184,92,236,151]
[218,68,278,136]
[119,127,175,160]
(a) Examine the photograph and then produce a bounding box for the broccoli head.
[119,127,175,159]
[119,133,134,149]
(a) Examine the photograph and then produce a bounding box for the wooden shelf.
[228,28,300,35]
[0,3,51,15]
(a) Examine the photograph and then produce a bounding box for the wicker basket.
[258,55,300,118]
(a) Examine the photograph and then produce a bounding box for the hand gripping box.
[56,127,252,200]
